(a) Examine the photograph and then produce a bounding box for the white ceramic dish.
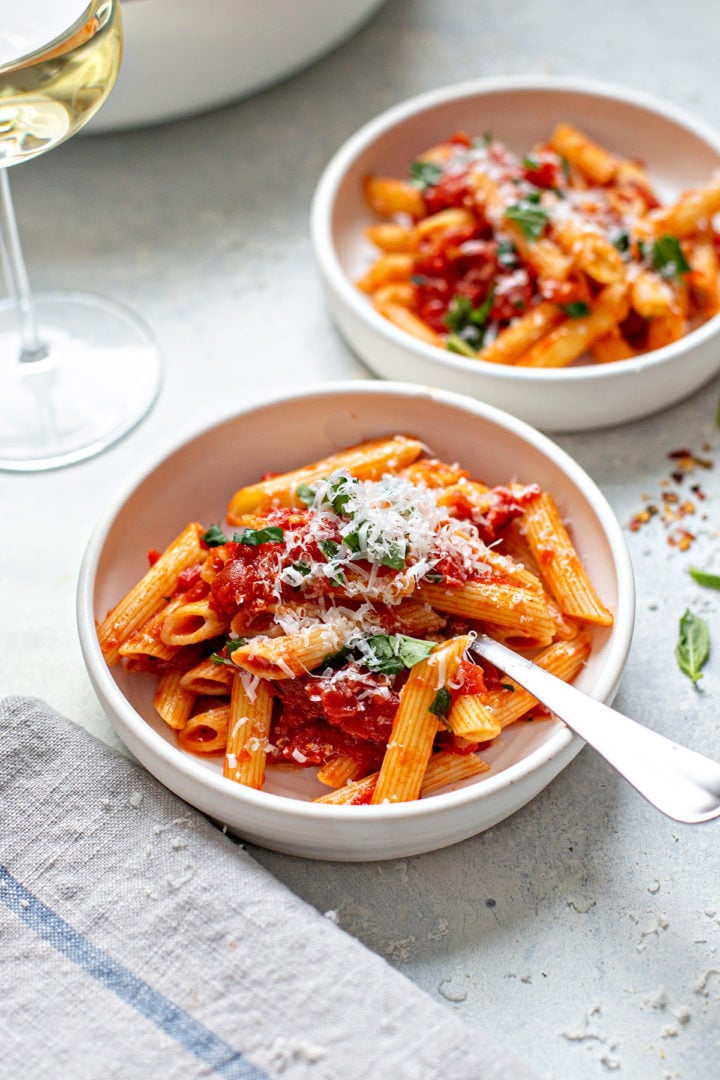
[311,76,720,432]
[91,0,388,132]
[77,382,635,860]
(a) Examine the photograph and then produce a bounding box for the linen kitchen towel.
[0,696,537,1080]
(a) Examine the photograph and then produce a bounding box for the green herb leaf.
[364,634,435,675]
[210,639,247,666]
[429,685,452,724]
[689,566,720,590]
[321,645,351,669]
[329,475,358,515]
[500,683,515,692]
[318,539,340,561]
[292,561,312,577]
[380,542,407,571]
[202,524,228,547]
[232,525,284,546]
[424,571,445,583]
[676,609,710,684]
[446,334,478,357]
[504,199,549,241]
[651,235,691,281]
[561,301,590,318]
[496,240,518,267]
[296,483,317,507]
[522,155,540,170]
[613,231,630,253]
[409,160,443,190]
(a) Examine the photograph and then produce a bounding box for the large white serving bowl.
[91,0,388,132]
[77,382,634,861]
[311,76,720,432]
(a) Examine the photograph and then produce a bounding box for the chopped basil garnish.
[689,566,720,590]
[202,524,228,547]
[409,160,443,190]
[504,198,549,241]
[210,639,247,666]
[424,572,445,583]
[318,539,340,561]
[496,240,518,268]
[501,683,515,692]
[445,292,494,352]
[676,609,710,684]
[232,525,284,546]
[292,561,312,577]
[364,634,435,675]
[613,232,630,253]
[651,235,690,281]
[379,542,407,571]
[561,301,590,318]
[429,685,452,723]
[296,483,317,507]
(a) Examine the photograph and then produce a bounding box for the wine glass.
[0,0,161,471]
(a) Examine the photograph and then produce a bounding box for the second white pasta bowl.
[77,382,634,860]
[311,77,720,431]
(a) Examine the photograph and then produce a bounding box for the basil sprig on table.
[676,609,710,684]
[689,566,720,590]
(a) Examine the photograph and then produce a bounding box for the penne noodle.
[518,492,613,625]
[372,636,471,804]
[224,676,273,789]
[227,435,424,521]
[516,282,630,369]
[98,523,205,665]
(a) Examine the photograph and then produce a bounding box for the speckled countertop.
[3,2,720,1077]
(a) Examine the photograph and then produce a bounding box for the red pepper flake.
[629,444,713,549]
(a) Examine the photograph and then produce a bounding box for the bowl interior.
[329,81,720,330]
[88,385,632,808]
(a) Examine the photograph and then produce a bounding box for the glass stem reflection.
[0,168,47,362]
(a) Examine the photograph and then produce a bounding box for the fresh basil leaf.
[501,683,515,692]
[651,235,690,281]
[211,635,248,660]
[364,634,435,675]
[676,609,710,684]
[613,232,630,253]
[561,301,590,318]
[380,542,407,570]
[318,539,340,561]
[395,636,435,668]
[232,525,284,546]
[409,160,443,190]
[201,524,228,547]
[429,685,452,723]
[424,572,445,583]
[342,531,362,553]
[321,646,351,669]
[296,483,317,507]
[689,566,720,590]
[447,334,478,357]
[504,199,548,241]
[522,155,540,170]
[329,475,358,515]
[496,240,518,267]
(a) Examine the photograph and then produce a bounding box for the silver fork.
[469,634,720,824]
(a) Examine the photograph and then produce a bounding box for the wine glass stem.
[0,169,47,363]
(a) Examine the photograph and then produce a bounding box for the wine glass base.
[0,291,162,471]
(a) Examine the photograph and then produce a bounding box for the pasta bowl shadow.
[311,76,720,432]
[77,382,634,860]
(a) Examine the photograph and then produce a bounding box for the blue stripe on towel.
[0,865,268,1079]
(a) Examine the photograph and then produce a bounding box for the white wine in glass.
[0,0,162,471]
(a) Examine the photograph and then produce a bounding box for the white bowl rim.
[77,380,635,825]
[310,74,720,386]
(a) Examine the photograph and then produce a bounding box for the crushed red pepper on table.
[629,445,713,551]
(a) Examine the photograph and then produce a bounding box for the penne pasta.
[102,438,612,805]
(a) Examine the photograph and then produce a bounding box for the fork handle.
[471,634,720,824]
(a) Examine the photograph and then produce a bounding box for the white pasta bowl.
[311,76,720,432]
[77,382,634,860]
